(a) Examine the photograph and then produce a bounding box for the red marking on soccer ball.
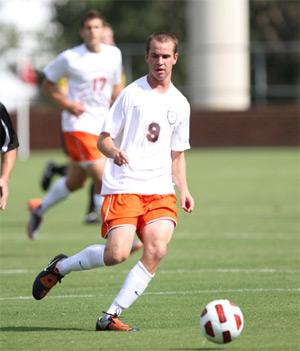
[200,308,207,317]
[204,321,215,337]
[235,314,242,330]
[215,304,227,323]
[222,330,232,343]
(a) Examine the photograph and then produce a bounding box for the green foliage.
[53,0,186,45]
[0,148,299,350]
[51,0,187,88]
[250,0,299,89]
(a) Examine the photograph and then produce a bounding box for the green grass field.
[0,148,299,351]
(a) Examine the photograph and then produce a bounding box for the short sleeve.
[101,89,127,139]
[112,48,123,85]
[43,51,69,83]
[171,101,191,151]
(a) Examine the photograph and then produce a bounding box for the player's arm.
[171,150,194,213]
[111,82,124,105]
[0,148,17,210]
[42,78,85,117]
[98,132,128,166]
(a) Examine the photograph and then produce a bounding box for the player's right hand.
[66,100,86,117]
[113,150,129,166]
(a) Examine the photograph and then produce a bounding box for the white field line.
[0,288,299,302]
[0,268,299,275]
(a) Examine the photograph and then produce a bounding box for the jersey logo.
[167,110,177,125]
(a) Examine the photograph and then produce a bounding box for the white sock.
[37,177,70,216]
[105,261,154,316]
[56,244,105,276]
[93,193,103,214]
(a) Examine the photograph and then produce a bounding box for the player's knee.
[66,180,85,192]
[103,248,129,266]
[147,244,168,263]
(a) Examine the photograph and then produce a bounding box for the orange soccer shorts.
[63,131,103,162]
[101,194,178,238]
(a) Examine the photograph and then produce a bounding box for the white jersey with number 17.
[101,75,191,195]
[44,43,122,136]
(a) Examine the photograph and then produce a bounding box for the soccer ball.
[200,299,244,344]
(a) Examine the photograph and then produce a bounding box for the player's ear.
[173,52,179,64]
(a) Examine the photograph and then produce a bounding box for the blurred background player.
[34,21,125,225]
[27,10,123,239]
[0,102,19,210]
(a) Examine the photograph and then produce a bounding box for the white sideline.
[0,288,299,301]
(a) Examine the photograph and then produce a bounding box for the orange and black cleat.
[27,198,43,240]
[32,254,67,300]
[96,312,139,332]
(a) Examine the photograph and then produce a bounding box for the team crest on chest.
[167,110,177,125]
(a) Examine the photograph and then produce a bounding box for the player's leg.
[32,225,135,300]
[27,162,87,239]
[27,131,92,239]
[40,161,69,191]
[85,158,106,221]
[97,219,174,331]
[131,237,144,254]
[97,195,177,330]
[84,181,98,224]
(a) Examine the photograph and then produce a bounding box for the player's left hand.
[180,192,194,213]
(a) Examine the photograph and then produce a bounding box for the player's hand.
[66,100,86,117]
[113,150,129,166]
[180,191,195,213]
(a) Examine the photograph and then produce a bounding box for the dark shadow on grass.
[0,326,86,332]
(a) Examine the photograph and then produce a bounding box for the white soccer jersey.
[101,75,191,195]
[44,43,122,135]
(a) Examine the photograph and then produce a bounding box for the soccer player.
[0,102,19,210]
[32,32,194,331]
[27,10,123,239]
[30,20,127,225]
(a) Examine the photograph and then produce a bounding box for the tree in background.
[250,0,299,102]
[52,0,187,90]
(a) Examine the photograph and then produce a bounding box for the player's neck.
[146,74,171,93]
[85,42,101,53]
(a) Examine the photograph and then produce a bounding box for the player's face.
[80,18,104,51]
[102,27,115,45]
[145,39,178,83]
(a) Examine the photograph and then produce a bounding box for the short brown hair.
[146,32,178,54]
[80,9,106,28]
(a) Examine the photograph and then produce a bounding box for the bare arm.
[171,150,194,213]
[97,132,128,166]
[111,82,124,105]
[42,78,85,117]
[0,148,17,210]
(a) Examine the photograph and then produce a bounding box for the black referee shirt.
[0,102,19,153]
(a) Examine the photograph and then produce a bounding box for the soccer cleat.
[32,254,67,300]
[40,161,55,191]
[27,204,43,240]
[95,312,138,332]
[28,198,42,211]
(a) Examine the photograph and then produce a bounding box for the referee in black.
[0,102,19,210]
